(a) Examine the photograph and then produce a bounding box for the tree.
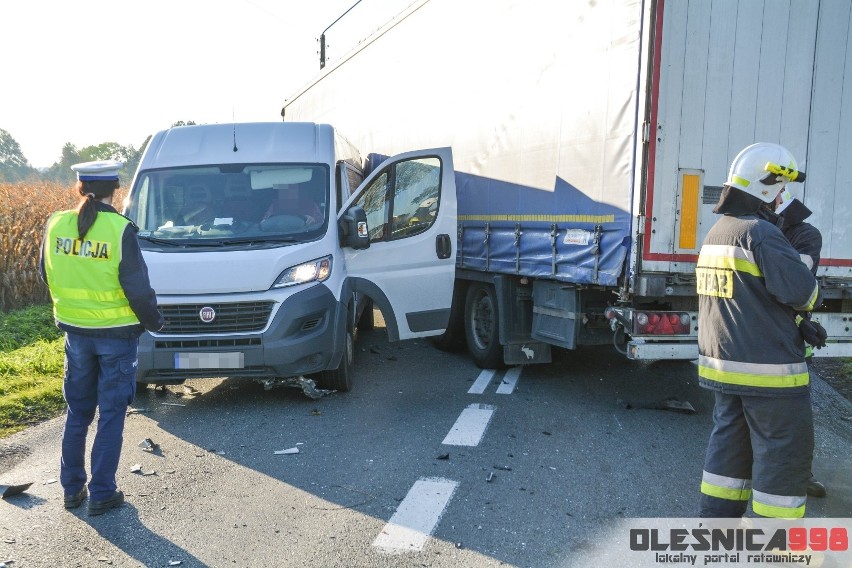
[0,128,37,182]
[44,143,83,185]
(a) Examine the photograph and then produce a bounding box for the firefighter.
[696,143,822,518]
[774,189,828,498]
[40,160,163,516]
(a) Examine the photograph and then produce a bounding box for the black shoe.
[88,490,124,516]
[806,477,827,498]
[64,487,88,509]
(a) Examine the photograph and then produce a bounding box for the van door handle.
[436,234,452,259]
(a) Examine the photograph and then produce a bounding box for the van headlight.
[272,256,332,288]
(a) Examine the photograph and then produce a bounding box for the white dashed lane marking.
[468,369,496,394]
[372,477,459,554]
[441,403,496,446]
[496,366,522,394]
[373,365,521,553]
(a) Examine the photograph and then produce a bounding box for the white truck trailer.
[281,0,852,367]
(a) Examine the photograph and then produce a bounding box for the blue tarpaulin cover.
[455,172,631,287]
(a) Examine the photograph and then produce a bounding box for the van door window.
[357,171,390,243]
[389,157,440,239]
[352,156,442,243]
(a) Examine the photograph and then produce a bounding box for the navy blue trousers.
[60,333,137,501]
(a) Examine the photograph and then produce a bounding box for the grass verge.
[0,304,65,438]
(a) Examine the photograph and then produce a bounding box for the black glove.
[800,318,827,349]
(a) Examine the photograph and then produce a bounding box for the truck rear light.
[633,311,691,335]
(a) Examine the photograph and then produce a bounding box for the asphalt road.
[1,326,850,568]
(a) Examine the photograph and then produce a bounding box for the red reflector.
[634,311,690,335]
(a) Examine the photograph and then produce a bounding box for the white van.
[125,122,457,391]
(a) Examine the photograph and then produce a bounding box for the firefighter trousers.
[699,390,813,518]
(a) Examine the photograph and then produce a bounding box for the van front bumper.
[136,284,345,383]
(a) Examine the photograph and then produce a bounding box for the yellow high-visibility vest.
[44,210,139,328]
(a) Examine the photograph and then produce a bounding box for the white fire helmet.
[725,143,805,203]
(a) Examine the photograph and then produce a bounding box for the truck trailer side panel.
[283,0,645,287]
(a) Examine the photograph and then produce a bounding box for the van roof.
[139,122,337,169]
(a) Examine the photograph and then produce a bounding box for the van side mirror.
[339,205,370,250]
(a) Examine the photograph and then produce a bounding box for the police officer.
[774,189,828,498]
[696,143,822,518]
[40,160,163,516]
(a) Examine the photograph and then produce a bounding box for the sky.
[1,0,415,168]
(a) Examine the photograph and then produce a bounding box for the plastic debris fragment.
[256,376,332,399]
[139,438,160,453]
[0,482,33,498]
[273,447,300,455]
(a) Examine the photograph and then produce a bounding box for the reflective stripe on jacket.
[696,214,821,396]
[44,210,140,328]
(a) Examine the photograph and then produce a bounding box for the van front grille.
[158,302,273,334]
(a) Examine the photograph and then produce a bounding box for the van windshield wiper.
[137,235,183,247]
[224,237,301,246]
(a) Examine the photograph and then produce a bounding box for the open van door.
[340,147,456,341]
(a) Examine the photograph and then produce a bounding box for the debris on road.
[138,438,161,453]
[436,453,450,460]
[43,479,57,485]
[161,402,186,407]
[493,465,512,471]
[130,464,156,476]
[273,447,300,455]
[486,472,494,483]
[126,407,149,415]
[0,482,33,498]
[256,376,332,399]
[618,398,696,414]
[169,562,183,566]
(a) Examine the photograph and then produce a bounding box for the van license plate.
[174,352,244,369]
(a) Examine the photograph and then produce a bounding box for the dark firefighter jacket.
[696,189,822,396]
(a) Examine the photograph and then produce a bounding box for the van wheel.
[432,283,467,351]
[464,283,504,369]
[357,298,375,331]
[317,329,354,392]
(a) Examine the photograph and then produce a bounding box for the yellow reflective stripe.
[752,490,806,519]
[699,366,810,388]
[794,283,820,312]
[50,285,128,302]
[701,481,751,502]
[698,254,762,277]
[458,214,615,223]
[700,244,757,263]
[701,471,752,501]
[57,305,137,321]
[732,175,750,187]
[699,355,808,376]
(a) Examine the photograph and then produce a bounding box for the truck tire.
[317,328,354,392]
[464,282,505,369]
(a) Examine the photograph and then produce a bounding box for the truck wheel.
[464,282,504,369]
[317,329,354,392]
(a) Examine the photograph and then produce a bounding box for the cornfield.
[0,182,127,312]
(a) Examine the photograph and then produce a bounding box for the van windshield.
[125,164,329,245]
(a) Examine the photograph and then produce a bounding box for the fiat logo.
[199,306,216,323]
